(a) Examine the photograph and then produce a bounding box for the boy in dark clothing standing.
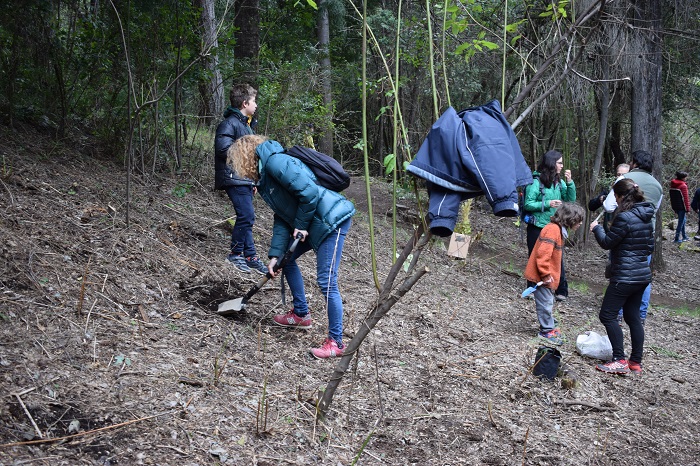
[214,83,267,274]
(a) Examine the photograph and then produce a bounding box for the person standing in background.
[523,150,577,302]
[591,179,654,375]
[669,171,691,243]
[214,83,268,275]
[602,150,662,325]
[588,163,629,232]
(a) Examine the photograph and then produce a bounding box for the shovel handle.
[237,233,305,306]
[271,232,304,275]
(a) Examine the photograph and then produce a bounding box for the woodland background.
[2,0,699,227]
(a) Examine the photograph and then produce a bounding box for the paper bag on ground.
[447,233,471,258]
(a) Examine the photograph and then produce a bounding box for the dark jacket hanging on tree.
[406,100,533,236]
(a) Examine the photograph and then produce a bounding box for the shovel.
[521,281,544,298]
[217,233,303,316]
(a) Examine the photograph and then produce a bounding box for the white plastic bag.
[576,331,613,360]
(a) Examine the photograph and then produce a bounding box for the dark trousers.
[526,224,567,297]
[599,282,647,363]
[225,185,257,257]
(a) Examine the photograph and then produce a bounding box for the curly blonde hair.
[227,135,268,182]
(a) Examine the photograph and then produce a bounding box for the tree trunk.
[590,52,611,203]
[316,0,334,156]
[234,0,260,83]
[629,0,664,271]
[196,0,224,125]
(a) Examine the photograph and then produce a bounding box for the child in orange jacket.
[524,203,584,345]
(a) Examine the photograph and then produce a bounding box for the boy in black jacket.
[214,83,267,274]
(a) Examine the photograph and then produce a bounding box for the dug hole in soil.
[1,124,699,465]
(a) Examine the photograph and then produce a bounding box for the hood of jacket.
[629,201,654,223]
[670,178,686,190]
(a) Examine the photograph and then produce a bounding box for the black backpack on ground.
[284,146,351,192]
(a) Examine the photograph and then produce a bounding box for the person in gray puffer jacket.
[589,178,654,376]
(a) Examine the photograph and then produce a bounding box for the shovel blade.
[217,298,246,316]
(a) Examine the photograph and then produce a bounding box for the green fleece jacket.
[523,172,576,228]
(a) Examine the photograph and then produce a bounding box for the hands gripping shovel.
[217,233,303,316]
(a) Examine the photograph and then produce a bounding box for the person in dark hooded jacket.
[590,178,654,375]
[214,83,267,274]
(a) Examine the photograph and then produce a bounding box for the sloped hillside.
[0,123,699,465]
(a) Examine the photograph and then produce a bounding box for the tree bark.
[196,0,224,125]
[234,0,260,83]
[316,0,334,156]
[629,0,664,271]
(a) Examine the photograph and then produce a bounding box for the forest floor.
[0,123,699,466]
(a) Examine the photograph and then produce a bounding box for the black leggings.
[526,224,568,297]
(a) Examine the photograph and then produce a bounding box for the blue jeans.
[284,218,351,345]
[674,210,687,241]
[600,282,647,363]
[226,185,257,257]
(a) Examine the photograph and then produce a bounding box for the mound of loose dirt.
[1,124,699,465]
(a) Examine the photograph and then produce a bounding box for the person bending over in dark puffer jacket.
[589,178,654,375]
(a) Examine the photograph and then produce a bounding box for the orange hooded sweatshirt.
[524,223,563,290]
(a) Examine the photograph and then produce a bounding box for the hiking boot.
[596,359,630,375]
[628,361,643,374]
[538,329,563,346]
[681,238,691,242]
[246,256,268,275]
[227,253,251,273]
[694,234,700,241]
[310,338,344,359]
[272,310,312,329]
[554,294,567,302]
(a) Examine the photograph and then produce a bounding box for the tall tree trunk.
[629,0,664,270]
[196,0,224,125]
[234,0,260,83]
[316,0,334,156]
[590,51,611,202]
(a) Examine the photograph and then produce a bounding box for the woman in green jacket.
[523,150,576,300]
[228,135,355,359]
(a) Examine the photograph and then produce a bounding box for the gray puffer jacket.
[593,202,654,284]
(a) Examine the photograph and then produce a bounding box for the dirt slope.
[1,124,699,465]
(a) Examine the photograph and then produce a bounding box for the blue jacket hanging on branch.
[406,100,532,237]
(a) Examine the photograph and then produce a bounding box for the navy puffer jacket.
[214,108,255,190]
[593,202,654,284]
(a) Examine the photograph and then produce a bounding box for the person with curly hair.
[227,135,356,359]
